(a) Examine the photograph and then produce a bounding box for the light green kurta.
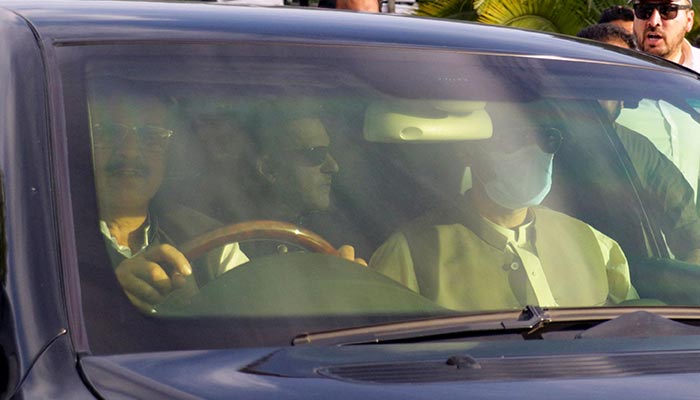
[369,199,638,312]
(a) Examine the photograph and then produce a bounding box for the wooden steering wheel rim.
[179,220,338,260]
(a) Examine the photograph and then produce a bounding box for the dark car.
[4,0,700,398]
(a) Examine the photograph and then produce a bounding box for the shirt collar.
[460,192,536,250]
[681,39,696,70]
[99,215,152,258]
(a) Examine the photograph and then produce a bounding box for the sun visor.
[364,100,493,142]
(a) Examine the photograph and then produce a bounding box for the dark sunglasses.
[283,146,330,166]
[92,122,174,152]
[633,2,691,20]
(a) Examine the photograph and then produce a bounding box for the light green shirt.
[369,199,638,312]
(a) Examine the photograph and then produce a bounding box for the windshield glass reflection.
[59,43,700,353]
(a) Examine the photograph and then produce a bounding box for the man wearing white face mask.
[369,102,639,312]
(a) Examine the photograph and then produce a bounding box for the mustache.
[103,159,150,177]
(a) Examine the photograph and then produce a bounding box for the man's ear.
[257,156,277,183]
[686,10,695,32]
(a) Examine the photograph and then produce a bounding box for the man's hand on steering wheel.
[115,244,192,313]
[338,244,367,266]
[179,220,367,267]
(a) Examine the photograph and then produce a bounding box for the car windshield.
[58,42,700,354]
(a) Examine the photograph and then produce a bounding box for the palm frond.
[576,0,629,29]
[475,0,591,35]
[691,4,700,44]
[416,0,476,20]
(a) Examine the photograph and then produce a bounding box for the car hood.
[80,335,700,399]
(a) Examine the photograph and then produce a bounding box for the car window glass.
[57,43,700,353]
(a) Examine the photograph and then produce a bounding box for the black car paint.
[1,1,700,398]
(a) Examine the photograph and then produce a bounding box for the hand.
[338,244,368,266]
[114,244,192,313]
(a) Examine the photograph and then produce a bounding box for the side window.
[617,99,700,204]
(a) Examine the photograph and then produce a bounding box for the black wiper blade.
[292,305,551,346]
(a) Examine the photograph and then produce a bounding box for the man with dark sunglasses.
[370,101,638,312]
[253,106,340,223]
[578,26,700,265]
[616,1,700,207]
[250,100,365,263]
[631,0,700,71]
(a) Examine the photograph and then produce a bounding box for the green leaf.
[475,0,594,35]
[418,0,635,37]
[416,0,476,19]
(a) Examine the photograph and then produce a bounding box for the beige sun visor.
[364,100,493,142]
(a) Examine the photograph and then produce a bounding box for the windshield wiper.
[292,306,700,346]
[293,305,551,346]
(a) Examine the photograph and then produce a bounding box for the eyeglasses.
[92,122,174,152]
[283,146,330,166]
[633,2,691,20]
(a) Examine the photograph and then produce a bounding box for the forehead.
[284,117,330,148]
[478,102,552,152]
[487,102,540,132]
[90,93,168,123]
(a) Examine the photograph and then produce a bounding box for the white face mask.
[475,144,553,210]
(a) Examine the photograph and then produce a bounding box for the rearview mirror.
[363,100,492,143]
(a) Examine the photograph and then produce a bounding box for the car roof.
[0,0,691,74]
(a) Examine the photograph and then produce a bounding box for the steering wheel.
[157,220,450,318]
[179,219,338,260]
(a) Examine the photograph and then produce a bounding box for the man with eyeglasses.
[90,82,248,313]
[631,0,699,71]
[369,102,638,312]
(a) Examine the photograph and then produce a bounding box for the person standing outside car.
[599,5,635,34]
[577,23,638,49]
[576,23,700,265]
[616,1,700,211]
[631,0,700,71]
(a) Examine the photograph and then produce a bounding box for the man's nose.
[114,130,143,157]
[321,153,340,174]
[647,8,662,26]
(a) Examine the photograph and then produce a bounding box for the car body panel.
[0,6,78,395]
[79,336,700,399]
[2,0,688,73]
[1,0,700,398]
